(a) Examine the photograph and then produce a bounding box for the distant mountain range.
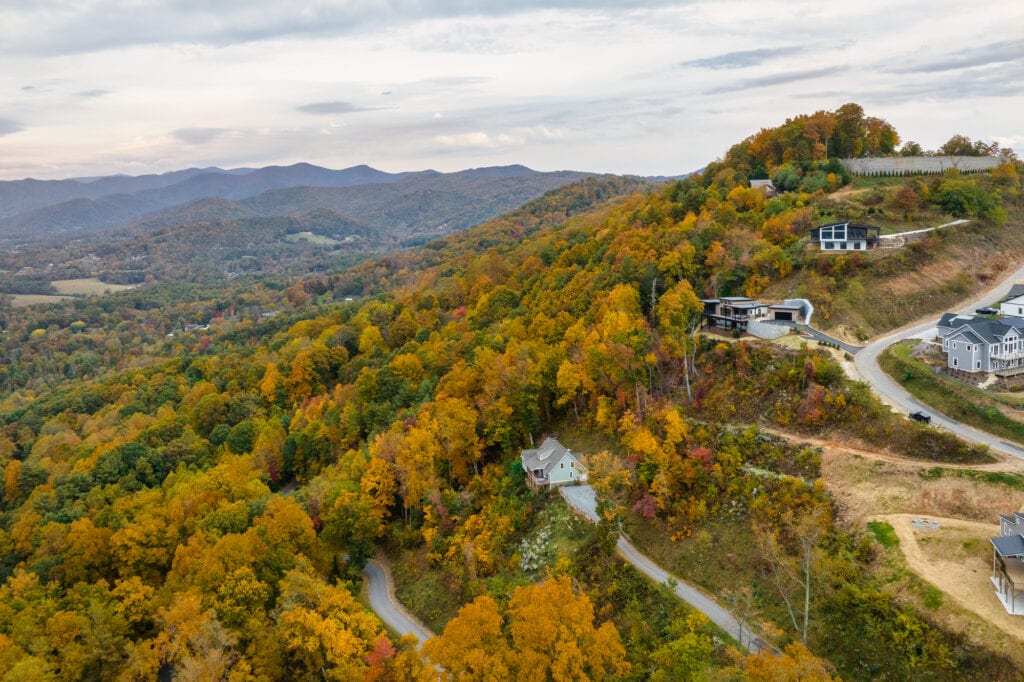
[0,163,592,243]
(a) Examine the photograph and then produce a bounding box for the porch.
[525,468,550,490]
[991,539,1024,615]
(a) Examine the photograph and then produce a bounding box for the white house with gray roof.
[992,512,1024,615]
[996,283,1024,318]
[520,437,586,490]
[938,313,1024,376]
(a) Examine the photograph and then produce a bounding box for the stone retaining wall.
[840,156,1001,176]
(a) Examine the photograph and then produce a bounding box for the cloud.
[705,65,849,94]
[171,127,228,145]
[296,101,378,115]
[680,46,805,70]
[0,1,686,56]
[434,131,523,149]
[76,89,110,98]
[0,117,23,137]
[888,39,1024,74]
[865,59,1024,104]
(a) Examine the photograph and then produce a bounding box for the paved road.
[560,486,768,653]
[364,558,435,649]
[853,262,1024,461]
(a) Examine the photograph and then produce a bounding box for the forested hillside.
[0,105,1020,679]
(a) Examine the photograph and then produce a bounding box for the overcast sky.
[0,1,1022,180]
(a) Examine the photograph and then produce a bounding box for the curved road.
[560,485,769,653]
[364,558,435,649]
[854,262,1024,461]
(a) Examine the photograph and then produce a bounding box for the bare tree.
[755,508,828,644]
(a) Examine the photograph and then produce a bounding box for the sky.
[0,1,1022,180]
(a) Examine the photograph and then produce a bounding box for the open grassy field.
[284,231,340,245]
[50,278,137,295]
[9,294,72,307]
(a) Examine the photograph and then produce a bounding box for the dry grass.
[818,439,1024,660]
[9,294,72,307]
[51,278,137,295]
[820,446,1023,524]
[874,514,1024,648]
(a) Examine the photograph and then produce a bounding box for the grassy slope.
[879,340,1024,446]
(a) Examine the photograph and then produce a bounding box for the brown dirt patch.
[817,444,1024,524]
[874,514,1024,643]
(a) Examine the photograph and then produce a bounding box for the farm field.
[50,278,137,295]
[9,294,72,307]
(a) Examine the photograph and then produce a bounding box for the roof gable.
[520,437,581,475]
[948,327,986,344]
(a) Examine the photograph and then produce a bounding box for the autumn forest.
[0,104,1021,680]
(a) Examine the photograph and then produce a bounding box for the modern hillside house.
[810,221,881,252]
[520,437,586,490]
[700,297,770,330]
[937,313,1024,376]
[992,512,1024,615]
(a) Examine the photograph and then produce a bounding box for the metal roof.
[992,534,1024,557]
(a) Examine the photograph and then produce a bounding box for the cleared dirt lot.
[874,514,1024,642]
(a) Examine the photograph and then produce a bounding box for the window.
[977,361,981,369]
[824,242,833,249]
[953,358,958,367]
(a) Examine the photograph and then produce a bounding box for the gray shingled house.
[520,437,586,490]
[938,314,1024,376]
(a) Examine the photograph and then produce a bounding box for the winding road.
[560,485,769,653]
[363,262,1024,654]
[364,558,435,649]
[853,262,1024,461]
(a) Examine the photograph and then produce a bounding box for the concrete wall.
[747,320,789,340]
[840,156,1001,176]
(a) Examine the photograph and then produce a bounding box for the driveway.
[560,485,769,653]
[853,262,1024,461]
[364,558,435,648]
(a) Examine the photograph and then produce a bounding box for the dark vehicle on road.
[976,307,999,315]
[909,410,931,424]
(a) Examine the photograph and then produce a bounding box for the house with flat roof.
[992,512,1024,615]
[520,437,586,491]
[700,297,770,331]
[810,221,881,252]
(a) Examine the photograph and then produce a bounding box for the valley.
[0,104,1020,680]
